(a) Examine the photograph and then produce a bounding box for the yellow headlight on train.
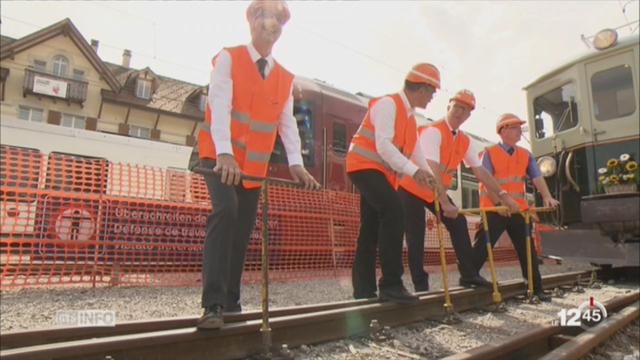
[537,156,557,177]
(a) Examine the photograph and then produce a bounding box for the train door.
[584,50,639,192]
[585,50,638,144]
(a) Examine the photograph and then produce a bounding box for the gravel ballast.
[2,260,638,360]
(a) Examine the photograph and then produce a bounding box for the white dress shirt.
[208,44,303,166]
[415,119,481,170]
[370,91,419,177]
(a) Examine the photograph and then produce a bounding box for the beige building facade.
[1,18,205,168]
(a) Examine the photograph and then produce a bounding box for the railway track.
[0,270,599,360]
[443,291,639,360]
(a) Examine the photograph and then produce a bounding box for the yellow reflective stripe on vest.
[350,145,393,170]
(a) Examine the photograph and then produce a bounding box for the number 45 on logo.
[556,297,608,330]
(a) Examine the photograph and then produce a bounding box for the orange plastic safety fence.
[0,145,519,288]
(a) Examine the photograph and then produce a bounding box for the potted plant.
[597,153,639,194]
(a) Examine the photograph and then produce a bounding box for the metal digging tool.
[481,210,506,312]
[259,182,273,358]
[523,211,540,304]
[434,189,462,324]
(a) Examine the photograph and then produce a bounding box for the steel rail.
[0,271,592,360]
[442,291,640,360]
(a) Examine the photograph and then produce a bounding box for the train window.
[333,122,347,155]
[269,102,315,166]
[533,82,579,139]
[591,64,636,121]
[461,180,479,209]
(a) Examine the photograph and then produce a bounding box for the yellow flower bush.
[598,154,639,192]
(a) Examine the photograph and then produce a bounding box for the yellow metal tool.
[480,210,505,311]
[434,190,459,323]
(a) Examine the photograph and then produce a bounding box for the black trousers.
[200,159,261,309]
[472,212,543,291]
[399,187,479,285]
[349,170,406,297]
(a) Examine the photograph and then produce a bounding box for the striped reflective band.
[250,121,277,133]
[199,111,276,133]
[198,121,210,132]
[356,127,375,141]
[230,110,250,124]
[350,145,393,170]
[246,151,271,162]
[479,191,526,199]
[496,176,526,185]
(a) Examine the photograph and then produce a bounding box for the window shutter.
[85,117,97,131]
[118,123,130,135]
[47,111,61,125]
[150,129,161,140]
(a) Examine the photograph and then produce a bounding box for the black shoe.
[459,275,492,288]
[197,305,223,329]
[354,291,377,300]
[414,282,429,292]
[224,302,242,314]
[379,286,419,305]
[535,291,552,302]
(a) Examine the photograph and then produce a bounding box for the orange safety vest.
[346,94,417,188]
[479,144,529,210]
[197,46,294,189]
[399,120,470,203]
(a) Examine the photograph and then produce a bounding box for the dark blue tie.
[256,58,267,79]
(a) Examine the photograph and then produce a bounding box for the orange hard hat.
[246,0,291,25]
[405,63,441,89]
[449,89,476,110]
[496,113,526,133]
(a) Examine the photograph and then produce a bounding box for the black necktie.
[451,130,457,136]
[256,58,267,79]
[507,147,514,155]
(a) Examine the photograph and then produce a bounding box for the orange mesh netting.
[1,145,522,288]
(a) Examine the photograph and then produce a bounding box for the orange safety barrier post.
[0,144,521,289]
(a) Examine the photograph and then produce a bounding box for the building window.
[18,105,44,122]
[61,113,86,129]
[52,55,69,77]
[129,124,151,139]
[591,64,636,121]
[136,79,152,99]
[73,69,85,81]
[33,60,47,72]
[198,93,207,112]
